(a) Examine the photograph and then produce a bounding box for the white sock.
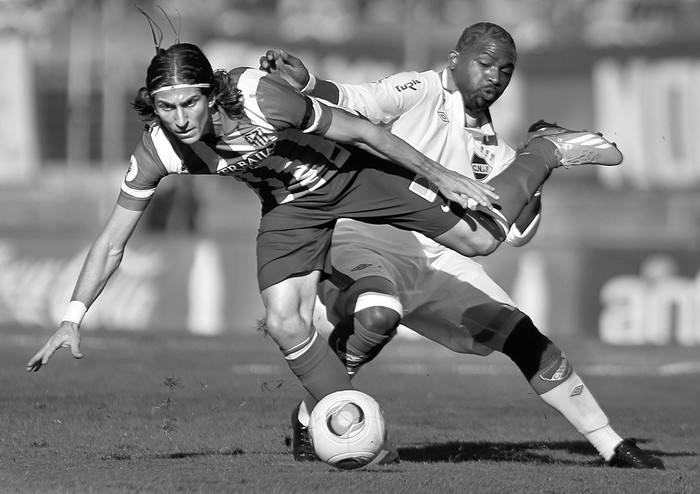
[538,372,623,459]
[585,426,624,461]
[297,395,315,427]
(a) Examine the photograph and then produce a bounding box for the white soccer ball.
[308,390,387,470]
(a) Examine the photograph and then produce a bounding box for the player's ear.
[448,51,459,69]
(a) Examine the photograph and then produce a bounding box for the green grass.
[1,327,698,493]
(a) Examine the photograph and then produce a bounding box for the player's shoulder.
[229,67,296,93]
[377,69,432,86]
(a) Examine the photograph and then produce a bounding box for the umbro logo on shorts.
[351,263,373,272]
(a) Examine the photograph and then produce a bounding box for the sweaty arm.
[321,104,498,210]
[25,128,169,372]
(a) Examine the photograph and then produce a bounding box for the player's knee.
[501,316,566,382]
[462,302,525,352]
[355,306,401,336]
[264,309,312,343]
[468,233,500,256]
[455,228,501,256]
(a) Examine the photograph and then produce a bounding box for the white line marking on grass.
[4,334,699,377]
[658,361,700,376]
[230,364,284,374]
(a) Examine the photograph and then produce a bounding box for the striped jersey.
[118,68,350,213]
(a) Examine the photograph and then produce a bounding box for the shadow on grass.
[160,448,244,459]
[396,439,677,466]
[100,447,244,461]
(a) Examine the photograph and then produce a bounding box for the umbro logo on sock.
[570,384,584,397]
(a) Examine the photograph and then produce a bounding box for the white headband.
[150,83,211,95]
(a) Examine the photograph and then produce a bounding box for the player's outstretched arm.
[25,205,144,372]
[323,106,498,210]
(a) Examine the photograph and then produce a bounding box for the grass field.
[1,326,698,493]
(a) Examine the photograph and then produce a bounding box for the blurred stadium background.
[1,0,699,348]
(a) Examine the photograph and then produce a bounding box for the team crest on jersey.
[243,127,271,147]
[126,155,138,182]
[471,154,492,180]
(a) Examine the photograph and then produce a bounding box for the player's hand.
[431,168,499,211]
[25,322,84,372]
[259,50,310,90]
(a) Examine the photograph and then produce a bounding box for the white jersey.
[331,69,516,182]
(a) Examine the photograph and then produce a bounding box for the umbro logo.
[438,111,449,122]
[570,384,584,397]
[351,263,373,272]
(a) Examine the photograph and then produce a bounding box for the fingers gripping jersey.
[119,68,348,212]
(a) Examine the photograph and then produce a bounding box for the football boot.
[607,438,665,470]
[526,120,623,168]
[291,402,318,462]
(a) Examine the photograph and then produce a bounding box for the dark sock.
[486,150,551,227]
[330,310,397,375]
[501,318,571,395]
[284,330,352,401]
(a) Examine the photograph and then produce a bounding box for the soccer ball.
[308,390,387,470]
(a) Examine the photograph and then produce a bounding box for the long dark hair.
[131,43,245,121]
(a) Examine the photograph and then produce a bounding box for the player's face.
[450,40,515,117]
[153,88,214,144]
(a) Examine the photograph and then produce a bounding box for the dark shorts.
[256,152,460,291]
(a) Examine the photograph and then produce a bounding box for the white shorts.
[316,220,518,355]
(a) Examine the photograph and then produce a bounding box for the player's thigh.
[399,260,512,354]
[257,206,334,291]
[335,163,460,238]
[429,249,514,306]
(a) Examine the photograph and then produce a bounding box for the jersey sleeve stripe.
[302,97,326,134]
[120,182,155,199]
[298,97,313,129]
